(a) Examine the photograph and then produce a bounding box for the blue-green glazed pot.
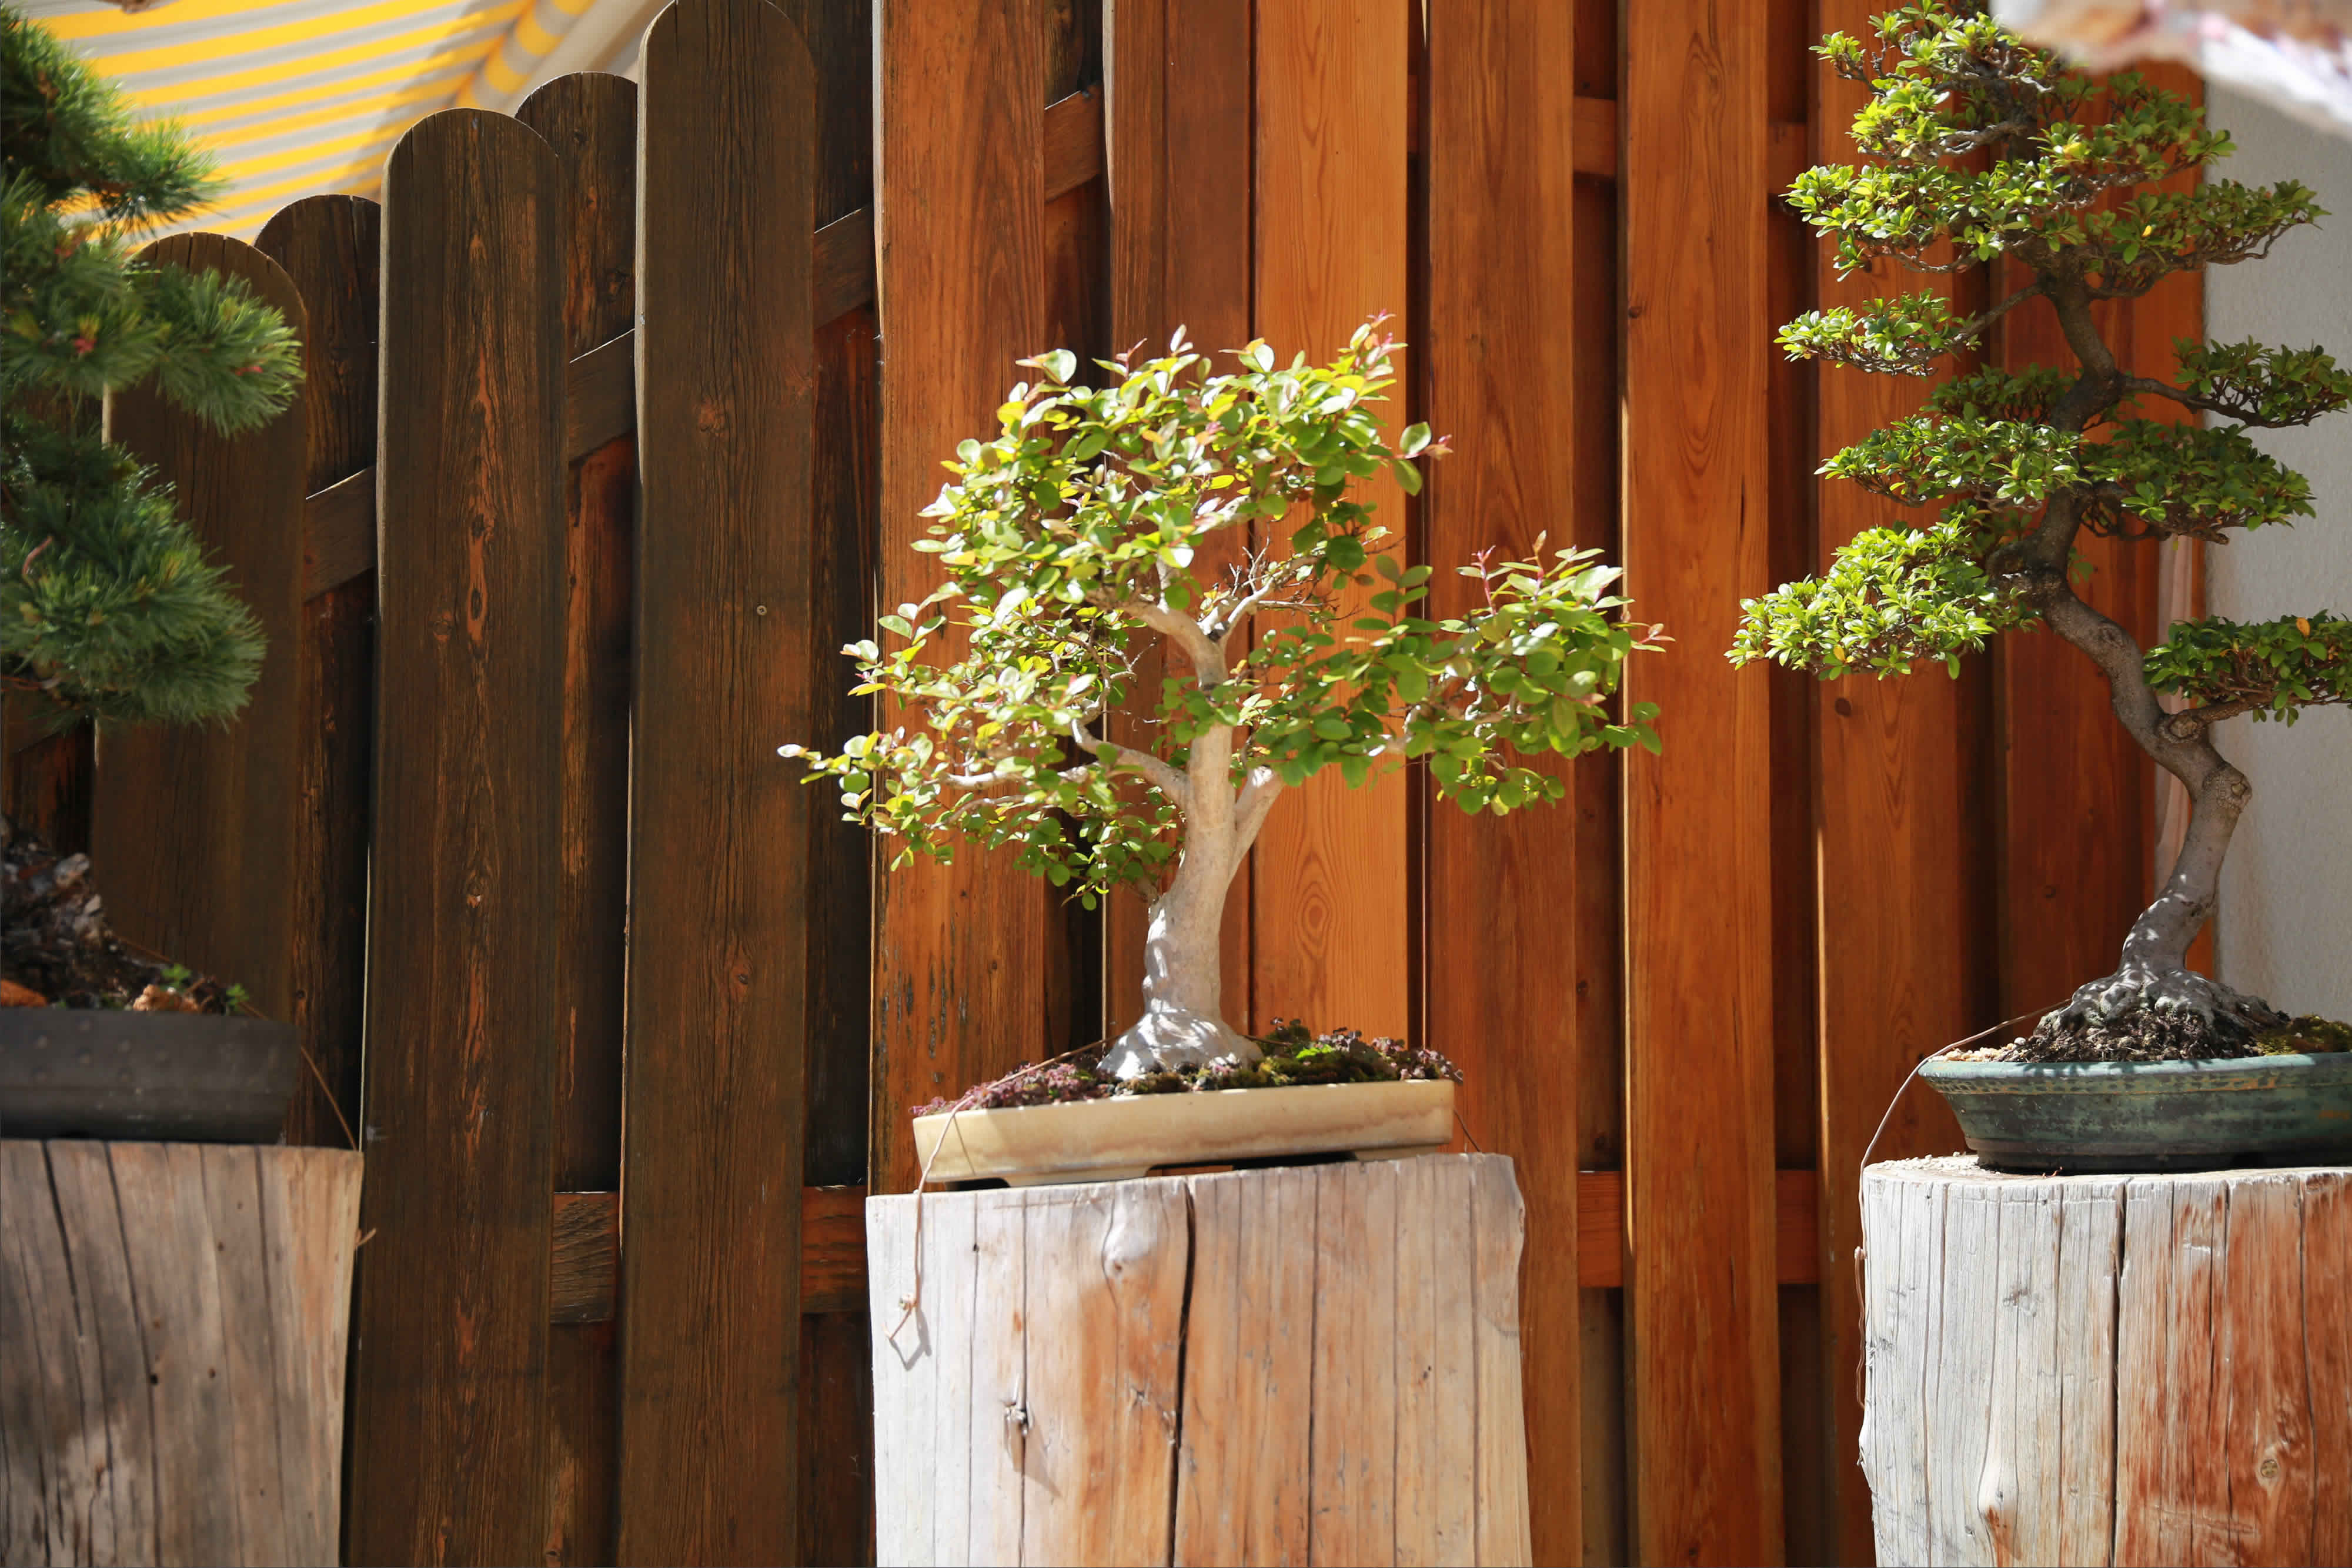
[1920,1052,2352,1174]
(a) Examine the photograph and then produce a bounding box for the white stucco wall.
[2201,88,2352,1019]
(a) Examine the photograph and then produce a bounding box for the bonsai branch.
[2121,375,2339,429]
[1068,720,1190,807]
[2157,699,2262,740]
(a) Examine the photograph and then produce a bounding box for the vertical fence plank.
[1421,2,1583,1561]
[616,4,816,1560]
[1621,3,1785,1560]
[256,195,381,1153]
[777,0,880,1196]
[516,69,639,1568]
[1252,0,1411,1039]
[1804,6,1975,1560]
[346,108,567,1566]
[94,235,308,1027]
[871,0,1050,1193]
[1103,0,1255,1038]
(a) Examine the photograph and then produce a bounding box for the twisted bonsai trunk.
[2012,285,2283,1044]
[1095,633,1283,1079]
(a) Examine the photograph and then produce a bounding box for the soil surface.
[2,821,235,1012]
[914,1019,1462,1115]
[1996,1006,2348,1064]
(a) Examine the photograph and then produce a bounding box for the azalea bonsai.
[1734,5,2351,1058]
[790,323,1659,1078]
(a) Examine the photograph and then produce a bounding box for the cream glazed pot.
[911,1076,1456,1186]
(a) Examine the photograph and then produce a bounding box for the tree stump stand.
[1,1139,364,1567]
[1859,1156,2351,1567]
[866,1152,1532,1567]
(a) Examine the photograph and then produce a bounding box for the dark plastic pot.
[0,1008,298,1143]
[1921,1051,2352,1174]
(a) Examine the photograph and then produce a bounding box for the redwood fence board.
[345,108,569,1567]
[871,0,1053,1196]
[95,234,308,1030]
[1421,1,1583,1560]
[1251,0,1412,1041]
[1621,2,1787,1560]
[1805,5,1976,1560]
[1101,0,1257,1039]
[614,4,817,1562]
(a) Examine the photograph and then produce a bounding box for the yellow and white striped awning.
[21,0,656,239]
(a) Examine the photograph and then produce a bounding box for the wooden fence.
[0,0,2205,1563]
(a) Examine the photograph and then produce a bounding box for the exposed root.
[1097,1008,1263,1079]
[2006,965,2288,1062]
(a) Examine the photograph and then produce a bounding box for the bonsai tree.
[1,6,300,1011]
[789,323,1660,1076]
[1733,5,2351,1057]
[2,2,300,728]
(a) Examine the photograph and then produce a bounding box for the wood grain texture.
[871,0,1052,1194]
[561,333,636,459]
[1621,4,1785,1559]
[1862,1159,2352,1568]
[1,1140,361,1568]
[797,1309,876,1566]
[616,5,816,1561]
[1805,9,1977,1559]
[1018,1184,1190,1564]
[346,107,568,1568]
[1309,1158,1401,1563]
[1174,1163,1316,1565]
[1575,1168,1820,1289]
[517,69,637,1200]
[255,195,380,1154]
[2,718,91,856]
[1044,85,1107,200]
[800,1185,871,1313]
[1251,0,1411,1040]
[1420,4,1582,1558]
[549,1191,619,1325]
[868,1154,1532,1567]
[791,0,881,1195]
[96,233,308,1032]
[1102,0,1255,1040]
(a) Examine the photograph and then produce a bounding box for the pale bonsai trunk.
[1095,614,1284,1078]
[2019,285,2282,1037]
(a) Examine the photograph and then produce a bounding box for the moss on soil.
[2253,1015,2352,1056]
[913,1019,1462,1116]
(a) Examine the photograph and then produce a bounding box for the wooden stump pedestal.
[1859,1155,2351,1567]
[2,1140,364,1567]
[867,1152,1532,1567]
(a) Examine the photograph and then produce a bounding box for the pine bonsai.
[789,324,1660,1077]
[1734,5,2352,1059]
[1,4,301,728]
[1,6,300,1017]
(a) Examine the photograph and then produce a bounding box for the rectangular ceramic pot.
[911,1076,1456,1186]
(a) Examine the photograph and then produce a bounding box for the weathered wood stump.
[867,1152,1531,1567]
[1,1140,363,1567]
[1860,1156,2351,1567]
